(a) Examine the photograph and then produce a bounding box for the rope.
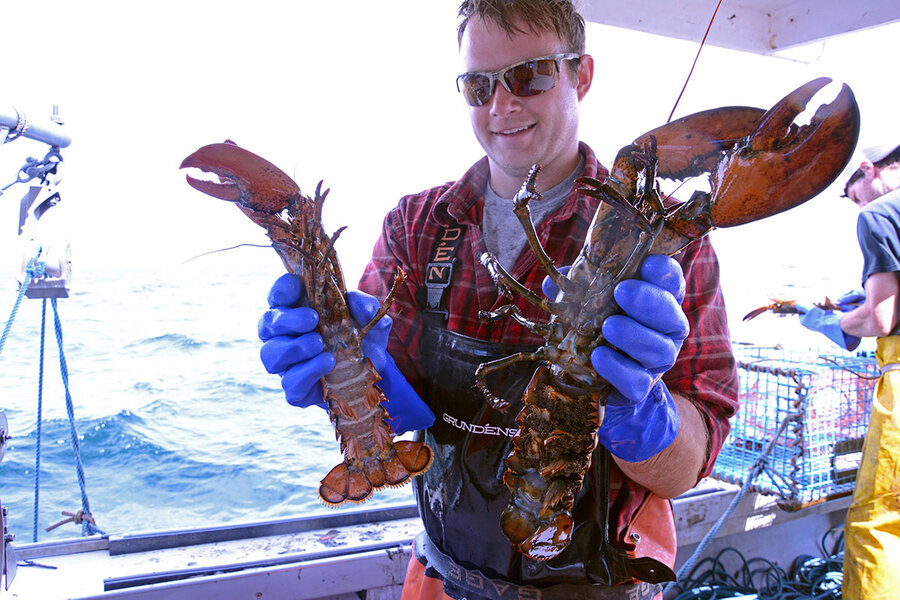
[664,412,800,596]
[667,0,723,123]
[49,297,103,536]
[3,107,29,143]
[44,509,97,533]
[818,355,881,380]
[1,257,50,541]
[32,300,47,542]
[0,257,44,357]
[3,258,104,538]
[669,538,843,599]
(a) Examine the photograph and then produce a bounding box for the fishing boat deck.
[6,479,849,600]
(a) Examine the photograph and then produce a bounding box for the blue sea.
[0,230,868,544]
[0,261,417,544]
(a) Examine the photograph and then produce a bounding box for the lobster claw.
[709,77,860,227]
[614,106,767,184]
[181,140,300,214]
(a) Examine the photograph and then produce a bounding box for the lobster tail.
[319,463,372,505]
[317,371,433,506]
[392,440,433,474]
[498,365,602,559]
[318,441,432,506]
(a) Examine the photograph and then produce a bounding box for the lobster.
[742,297,862,321]
[180,141,432,506]
[474,77,860,561]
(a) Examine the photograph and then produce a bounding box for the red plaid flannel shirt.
[358,142,738,537]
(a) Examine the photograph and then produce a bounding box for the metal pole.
[0,105,71,148]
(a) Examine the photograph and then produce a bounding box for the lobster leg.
[479,304,553,338]
[358,269,406,338]
[511,165,580,297]
[479,253,553,312]
[475,350,547,411]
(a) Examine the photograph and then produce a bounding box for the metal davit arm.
[0,105,71,148]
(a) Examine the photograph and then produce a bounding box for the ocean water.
[0,260,416,543]
[0,228,869,544]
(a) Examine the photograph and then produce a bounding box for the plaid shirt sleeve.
[357,185,451,394]
[665,236,739,479]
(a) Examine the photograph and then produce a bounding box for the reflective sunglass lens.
[504,60,557,97]
[459,74,494,107]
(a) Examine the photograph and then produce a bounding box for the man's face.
[846,165,889,208]
[459,17,589,195]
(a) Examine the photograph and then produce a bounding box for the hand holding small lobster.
[795,288,863,351]
[544,255,688,462]
[184,141,433,506]
[259,273,435,434]
[259,273,333,409]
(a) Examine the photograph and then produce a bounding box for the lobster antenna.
[181,243,271,264]
[667,0,723,123]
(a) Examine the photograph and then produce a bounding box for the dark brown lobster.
[475,77,860,561]
[180,142,432,506]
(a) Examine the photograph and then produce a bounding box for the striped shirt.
[358,142,738,540]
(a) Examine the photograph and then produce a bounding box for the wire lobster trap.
[711,345,878,510]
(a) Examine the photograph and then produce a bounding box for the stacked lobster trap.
[711,345,878,510]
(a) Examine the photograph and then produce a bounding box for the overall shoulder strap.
[421,224,465,322]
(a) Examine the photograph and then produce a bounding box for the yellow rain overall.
[843,336,900,598]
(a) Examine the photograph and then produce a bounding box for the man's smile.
[494,124,535,136]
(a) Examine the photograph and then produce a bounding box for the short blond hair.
[457,0,586,66]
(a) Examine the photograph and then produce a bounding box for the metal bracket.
[423,261,453,320]
[16,160,72,299]
[10,147,63,189]
[0,412,16,591]
[0,502,16,591]
[0,413,9,463]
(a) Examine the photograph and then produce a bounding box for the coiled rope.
[664,411,802,597]
[666,529,844,599]
[1,256,103,540]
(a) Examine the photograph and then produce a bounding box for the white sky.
[1,1,897,337]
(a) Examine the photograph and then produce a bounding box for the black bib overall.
[412,321,671,599]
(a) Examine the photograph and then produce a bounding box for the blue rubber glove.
[258,274,435,434]
[796,304,861,351]
[541,256,686,462]
[259,274,332,409]
[836,288,865,312]
[345,291,435,435]
[541,265,571,300]
[591,255,687,462]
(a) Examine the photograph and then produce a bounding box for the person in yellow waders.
[798,143,900,599]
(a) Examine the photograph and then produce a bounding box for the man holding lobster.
[258,1,738,598]
[797,142,900,599]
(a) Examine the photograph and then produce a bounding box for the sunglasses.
[456,53,581,107]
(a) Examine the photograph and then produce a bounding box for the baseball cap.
[862,144,900,164]
[841,142,900,192]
